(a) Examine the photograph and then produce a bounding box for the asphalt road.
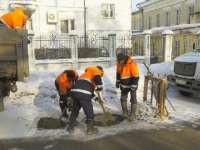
[0,123,200,150]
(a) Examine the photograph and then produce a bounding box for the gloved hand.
[92,94,99,101]
[115,83,120,89]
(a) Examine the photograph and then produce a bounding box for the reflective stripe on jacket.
[116,55,139,90]
[0,8,27,28]
[71,67,103,100]
[56,69,78,95]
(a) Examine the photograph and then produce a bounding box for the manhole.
[37,114,124,130]
[93,114,124,126]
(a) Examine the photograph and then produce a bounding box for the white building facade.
[2,0,132,36]
[0,0,135,70]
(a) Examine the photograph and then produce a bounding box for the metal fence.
[116,32,134,55]
[34,32,71,60]
[77,32,109,58]
[132,34,144,55]
[172,31,197,60]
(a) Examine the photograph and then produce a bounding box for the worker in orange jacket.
[55,69,78,118]
[116,53,139,122]
[0,8,32,28]
[67,66,104,135]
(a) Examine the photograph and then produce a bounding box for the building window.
[156,15,160,27]
[101,4,115,18]
[188,6,194,24]
[139,19,142,30]
[148,17,151,29]
[166,12,170,27]
[133,21,135,30]
[174,41,180,57]
[175,10,181,25]
[60,20,75,34]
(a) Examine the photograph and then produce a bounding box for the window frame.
[188,5,194,24]
[101,4,115,19]
[60,19,75,34]
[166,12,170,27]
[156,14,160,27]
[148,16,151,29]
[175,10,181,25]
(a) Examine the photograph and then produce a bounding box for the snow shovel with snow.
[96,92,113,121]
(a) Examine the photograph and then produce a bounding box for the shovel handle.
[96,92,106,114]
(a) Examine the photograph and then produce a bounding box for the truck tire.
[0,89,5,112]
[179,90,193,96]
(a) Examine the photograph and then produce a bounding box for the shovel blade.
[104,112,113,121]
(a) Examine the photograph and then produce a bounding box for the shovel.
[96,92,113,121]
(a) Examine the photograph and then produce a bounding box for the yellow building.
[134,0,200,30]
[131,9,143,31]
[132,0,200,62]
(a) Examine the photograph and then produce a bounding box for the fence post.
[143,30,152,65]
[196,30,200,45]
[162,30,174,62]
[108,30,116,67]
[69,30,78,70]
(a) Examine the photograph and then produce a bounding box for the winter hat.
[97,66,104,76]
[117,53,126,62]
[97,66,103,71]
[67,70,75,79]
[23,9,32,18]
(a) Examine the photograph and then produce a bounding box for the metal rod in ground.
[166,97,176,111]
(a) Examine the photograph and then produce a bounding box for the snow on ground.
[0,61,200,141]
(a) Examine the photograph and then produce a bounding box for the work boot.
[67,116,76,133]
[86,119,99,135]
[129,104,137,122]
[121,102,128,118]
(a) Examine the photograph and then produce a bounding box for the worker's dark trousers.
[71,98,94,120]
[55,80,70,112]
[121,89,137,104]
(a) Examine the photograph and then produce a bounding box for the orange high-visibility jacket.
[0,8,27,28]
[116,55,139,90]
[71,67,104,100]
[80,67,104,89]
[56,69,78,95]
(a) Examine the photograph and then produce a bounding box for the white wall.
[87,0,132,34]
[33,0,131,36]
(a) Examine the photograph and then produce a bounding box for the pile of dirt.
[37,117,64,130]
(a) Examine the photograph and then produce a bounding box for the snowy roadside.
[0,61,200,141]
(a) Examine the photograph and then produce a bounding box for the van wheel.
[179,90,193,96]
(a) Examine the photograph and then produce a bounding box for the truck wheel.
[179,90,193,96]
[0,89,5,112]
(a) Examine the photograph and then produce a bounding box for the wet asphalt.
[0,123,200,150]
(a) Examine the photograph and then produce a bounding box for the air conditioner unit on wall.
[47,11,58,24]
